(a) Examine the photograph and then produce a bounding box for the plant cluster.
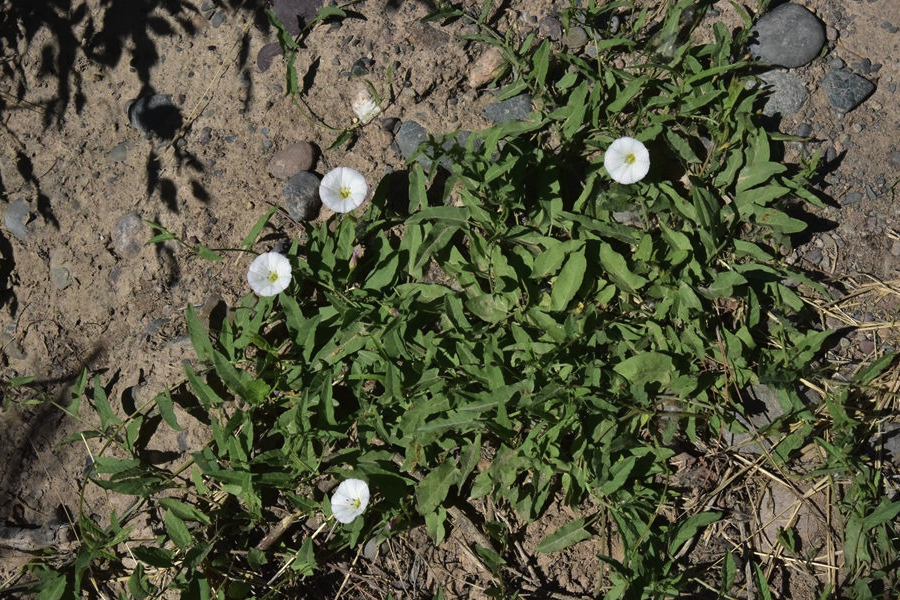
[8,1,900,599]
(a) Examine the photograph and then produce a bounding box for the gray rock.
[283,171,321,221]
[562,26,588,49]
[539,16,563,40]
[49,250,72,291]
[726,384,787,454]
[107,141,130,162]
[113,212,145,258]
[5,199,32,242]
[395,120,431,164]
[759,71,809,117]
[268,141,317,179]
[822,68,875,113]
[484,94,532,123]
[209,9,225,28]
[750,3,825,68]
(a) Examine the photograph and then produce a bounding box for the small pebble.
[5,199,32,242]
[282,171,321,221]
[842,191,863,205]
[562,26,588,49]
[107,141,129,162]
[113,212,145,258]
[49,250,72,291]
[538,16,563,40]
[209,9,225,28]
[268,141,317,179]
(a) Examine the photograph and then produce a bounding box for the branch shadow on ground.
[0,0,267,217]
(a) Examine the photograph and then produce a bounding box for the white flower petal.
[351,89,381,124]
[604,136,650,184]
[247,252,292,297]
[319,167,369,213]
[330,478,370,524]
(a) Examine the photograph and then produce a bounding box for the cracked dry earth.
[1,0,900,597]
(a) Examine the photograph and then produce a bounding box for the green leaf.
[736,161,787,194]
[598,454,637,496]
[861,500,900,531]
[599,243,647,293]
[416,460,459,516]
[91,375,118,428]
[532,40,550,88]
[164,510,193,550]
[127,563,152,600]
[608,75,648,115]
[614,352,674,386]
[241,206,278,249]
[195,244,223,261]
[704,270,747,298]
[132,545,175,568]
[186,303,214,363]
[184,363,225,408]
[668,511,722,554]
[536,518,592,553]
[159,498,211,525]
[550,247,586,311]
[315,5,346,20]
[155,390,182,431]
[466,293,511,324]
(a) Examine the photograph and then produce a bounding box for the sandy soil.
[1,0,899,596]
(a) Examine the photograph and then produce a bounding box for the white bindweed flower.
[247,251,292,297]
[319,167,369,213]
[604,136,651,184]
[330,478,370,524]
[351,89,382,124]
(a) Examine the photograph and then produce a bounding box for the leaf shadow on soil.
[0,0,270,216]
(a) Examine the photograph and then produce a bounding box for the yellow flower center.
[267,270,279,283]
[624,152,636,165]
[339,186,352,199]
[351,497,361,509]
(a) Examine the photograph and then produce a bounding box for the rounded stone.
[268,141,317,179]
[282,171,321,221]
[750,3,825,68]
[113,212,145,258]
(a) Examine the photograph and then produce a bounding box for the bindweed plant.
[12,1,900,599]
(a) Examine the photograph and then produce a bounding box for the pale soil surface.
[1,0,899,597]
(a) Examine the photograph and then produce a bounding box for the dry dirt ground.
[1,0,899,597]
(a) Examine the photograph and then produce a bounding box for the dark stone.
[484,94,532,123]
[395,120,430,163]
[257,43,282,73]
[538,16,563,40]
[822,68,875,112]
[750,3,825,68]
[272,0,321,36]
[283,171,321,221]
